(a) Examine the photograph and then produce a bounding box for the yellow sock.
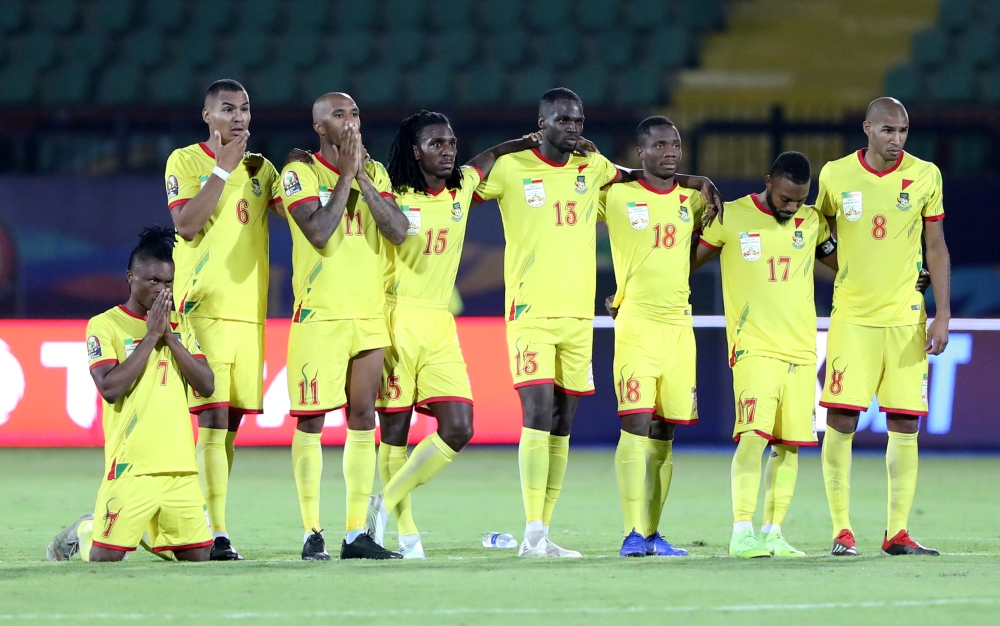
[77,519,93,562]
[343,428,376,533]
[731,434,768,523]
[886,431,919,538]
[518,427,550,523]
[225,430,237,475]
[384,432,456,520]
[762,444,799,528]
[378,443,419,536]
[615,430,647,536]
[642,437,673,537]
[542,434,570,526]
[292,429,323,532]
[197,427,229,534]
[822,427,855,538]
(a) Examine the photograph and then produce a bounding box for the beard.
[766,193,794,225]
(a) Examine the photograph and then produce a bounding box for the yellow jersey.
[816,149,944,327]
[475,149,620,320]
[280,153,396,322]
[601,179,706,324]
[384,166,483,306]
[701,194,833,366]
[86,305,204,478]
[165,142,280,324]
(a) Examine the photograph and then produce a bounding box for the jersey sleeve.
[86,316,118,370]
[597,154,621,186]
[279,163,319,212]
[461,165,484,189]
[815,164,838,217]
[699,207,727,250]
[165,150,201,211]
[365,160,396,198]
[689,191,707,234]
[922,164,945,222]
[597,186,610,222]
[815,208,837,258]
[263,159,282,206]
[474,155,507,201]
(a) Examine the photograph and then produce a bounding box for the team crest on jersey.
[283,171,302,196]
[792,230,805,249]
[198,174,209,189]
[575,175,588,194]
[87,336,102,360]
[739,231,761,261]
[401,206,421,236]
[626,202,649,230]
[678,205,691,222]
[166,175,179,200]
[318,186,332,205]
[451,202,463,222]
[896,192,910,211]
[123,338,142,358]
[250,177,262,197]
[523,178,546,207]
[841,191,863,222]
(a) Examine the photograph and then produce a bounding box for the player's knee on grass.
[825,408,860,435]
[551,390,581,437]
[621,412,653,437]
[518,385,555,432]
[431,402,474,451]
[174,546,210,562]
[197,406,229,430]
[886,414,919,434]
[649,420,674,441]
[378,411,411,446]
[89,546,128,562]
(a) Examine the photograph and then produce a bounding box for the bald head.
[312,92,357,123]
[866,97,908,125]
[863,97,908,168]
[311,92,360,148]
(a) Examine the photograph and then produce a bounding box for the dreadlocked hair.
[128,225,176,270]
[386,110,463,195]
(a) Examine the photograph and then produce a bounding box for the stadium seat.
[38,0,79,33]
[613,63,663,106]
[142,0,185,32]
[337,0,377,29]
[525,0,572,30]
[959,28,997,67]
[480,0,522,29]
[485,29,527,67]
[122,29,164,69]
[383,28,426,68]
[17,33,57,70]
[249,65,300,106]
[285,0,329,33]
[681,0,725,31]
[578,0,620,31]
[203,62,248,88]
[306,64,348,100]
[406,61,453,105]
[564,62,609,106]
[149,63,196,105]
[243,0,281,31]
[275,31,322,68]
[232,26,273,69]
[884,64,923,103]
[353,63,401,107]
[429,0,473,29]
[983,67,1000,103]
[511,66,556,105]
[385,0,427,29]
[938,0,973,32]
[987,0,1000,29]
[40,62,92,106]
[456,64,506,105]
[0,0,26,34]
[434,28,477,67]
[191,0,232,34]
[911,28,948,67]
[67,31,109,70]
[902,135,936,162]
[177,28,217,68]
[933,63,975,103]
[626,0,671,31]
[538,30,580,68]
[329,29,374,68]
[93,0,135,33]
[0,63,37,104]
[96,62,141,104]
[595,29,634,67]
[647,27,691,67]
[951,135,989,174]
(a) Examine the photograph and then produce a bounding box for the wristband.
[212,166,231,182]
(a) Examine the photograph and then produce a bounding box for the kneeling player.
[47,227,215,562]
[694,153,836,558]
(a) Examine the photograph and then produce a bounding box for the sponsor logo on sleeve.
[166,175,179,200]
[283,171,303,196]
[87,336,102,360]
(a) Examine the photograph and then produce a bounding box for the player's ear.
[313,121,324,138]
[202,108,210,124]
[537,115,545,130]
[125,269,134,287]
[862,120,872,137]
[412,143,420,161]
[635,146,643,161]
[763,175,772,193]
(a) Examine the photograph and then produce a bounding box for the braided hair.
[386,110,463,195]
[128,225,176,270]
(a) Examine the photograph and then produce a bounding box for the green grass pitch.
[2,447,998,625]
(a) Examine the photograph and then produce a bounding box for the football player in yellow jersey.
[600,117,705,558]
[279,92,408,561]
[164,79,284,560]
[817,98,951,557]
[47,227,215,563]
[695,152,839,558]
[369,111,548,558]
[475,88,720,558]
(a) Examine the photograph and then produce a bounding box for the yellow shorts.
[91,473,211,554]
[287,317,390,416]
[613,311,698,424]
[188,318,264,415]
[820,321,928,416]
[377,296,473,415]
[732,356,817,446]
[506,317,594,395]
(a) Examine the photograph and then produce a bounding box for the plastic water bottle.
[482,532,518,549]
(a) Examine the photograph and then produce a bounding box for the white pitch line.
[2,597,998,620]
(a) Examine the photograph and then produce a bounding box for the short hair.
[205,79,246,101]
[636,116,676,143]
[128,226,175,271]
[386,110,463,194]
[539,87,583,115]
[769,151,811,185]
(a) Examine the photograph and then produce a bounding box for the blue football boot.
[619,529,646,557]
[644,531,689,556]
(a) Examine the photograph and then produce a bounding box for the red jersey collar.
[637,179,678,195]
[118,304,145,320]
[751,193,773,215]
[198,142,216,159]
[531,148,570,168]
[857,148,903,177]
[314,152,341,174]
[424,184,446,196]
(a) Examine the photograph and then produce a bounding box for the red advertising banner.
[0,318,523,447]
